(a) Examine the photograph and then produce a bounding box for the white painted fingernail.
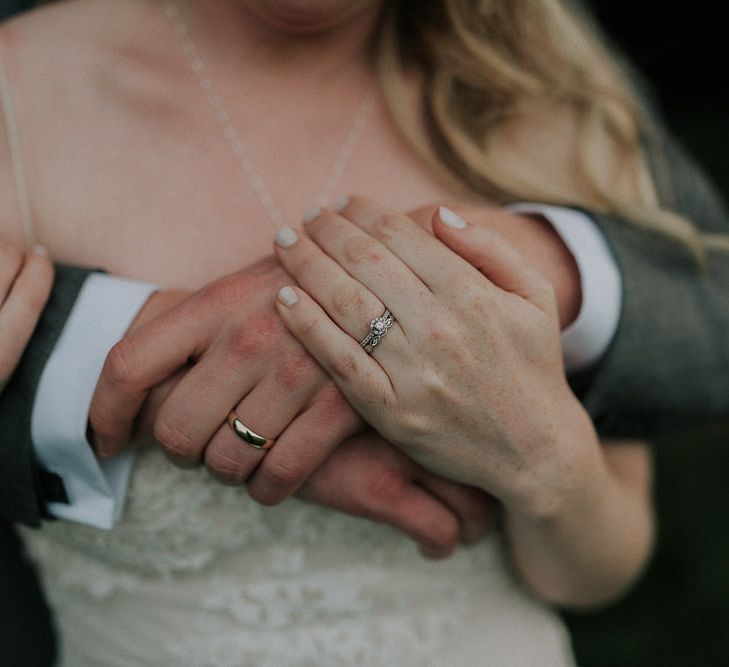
[275,227,299,248]
[334,195,350,213]
[32,244,48,256]
[439,206,467,229]
[278,286,298,307]
[303,207,321,224]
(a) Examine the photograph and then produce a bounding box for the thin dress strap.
[0,44,36,247]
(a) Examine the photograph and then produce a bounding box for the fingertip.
[431,207,470,250]
[419,543,454,560]
[92,437,114,459]
[333,195,350,213]
[274,227,300,249]
[25,244,54,276]
[437,206,468,230]
[277,286,299,308]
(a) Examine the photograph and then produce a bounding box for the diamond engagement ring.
[360,308,395,353]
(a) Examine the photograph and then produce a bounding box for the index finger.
[90,301,211,456]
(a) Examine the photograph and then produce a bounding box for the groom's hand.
[131,369,492,552]
[298,432,493,557]
[90,256,364,505]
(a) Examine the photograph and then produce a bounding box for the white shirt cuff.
[504,203,623,372]
[31,274,157,529]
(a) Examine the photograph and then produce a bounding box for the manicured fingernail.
[439,206,467,229]
[278,286,298,306]
[275,227,299,248]
[32,244,48,256]
[334,195,350,213]
[302,207,321,224]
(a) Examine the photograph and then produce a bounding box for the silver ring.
[360,308,395,353]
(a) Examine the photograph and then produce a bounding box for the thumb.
[432,206,552,305]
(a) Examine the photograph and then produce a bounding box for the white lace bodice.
[21,447,575,666]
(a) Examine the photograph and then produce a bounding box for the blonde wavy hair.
[375,0,727,258]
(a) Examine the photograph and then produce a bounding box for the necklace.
[165,0,376,231]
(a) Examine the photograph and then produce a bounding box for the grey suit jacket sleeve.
[0,265,96,526]
[577,122,729,437]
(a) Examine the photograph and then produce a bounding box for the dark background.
[570,3,729,666]
[1,1,727,665]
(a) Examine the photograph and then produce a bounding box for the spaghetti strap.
[0,44,36,247]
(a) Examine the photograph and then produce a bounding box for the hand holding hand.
[89,256,363,505]
[274,197,597,512]
[111,341,493,555]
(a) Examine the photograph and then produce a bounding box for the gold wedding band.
[227,412,274,450]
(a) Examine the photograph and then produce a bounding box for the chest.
[24,76,484,289]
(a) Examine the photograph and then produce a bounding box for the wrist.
[503,394,605,523]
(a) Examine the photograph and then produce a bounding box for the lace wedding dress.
[20,444,575,667]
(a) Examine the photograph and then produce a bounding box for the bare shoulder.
[0,0,161,50]
[0,0,183,243]
[0,0,176,91]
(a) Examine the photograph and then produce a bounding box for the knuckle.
[366,470,407,507]
[153,418,199,463]
[204,449,249,485]
[427,318,459,345]
[274,350,320,391]
[331,285,369,320]
[228,331,258,360]
[343,235,382,266]
[301,313,323,339]
[393,409,430,443]
[104,338,142,389]
[460,283,489,311]
[226,320,272,360]
[290,250,320,279]
[328,350,360,381]
[371,212,405,240]
[253,460,305,504]
[205,276,245,309]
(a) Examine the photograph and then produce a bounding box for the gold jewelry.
[165,0,375,231]
[227,412,275,450]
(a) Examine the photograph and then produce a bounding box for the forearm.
[503,435,654,610]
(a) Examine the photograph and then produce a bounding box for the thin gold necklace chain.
[165,0,376,231]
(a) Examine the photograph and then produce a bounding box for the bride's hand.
[274,196,597,511]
